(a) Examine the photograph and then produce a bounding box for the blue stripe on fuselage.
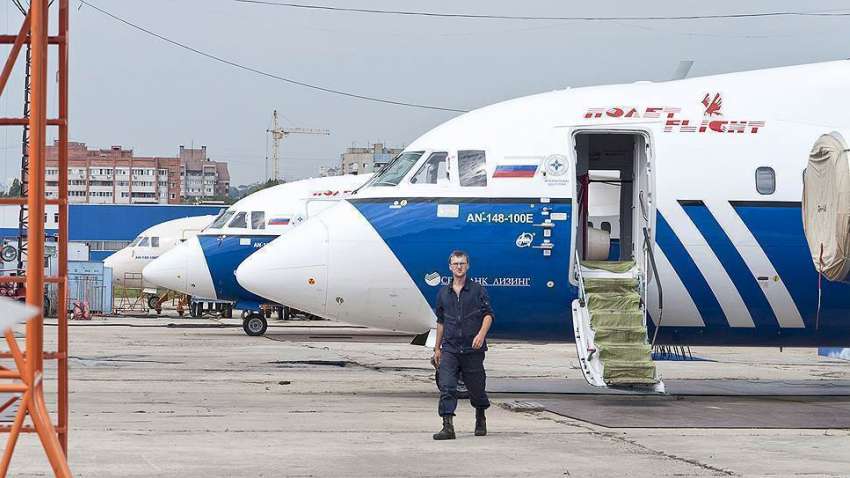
[197,234,278,306]
[655,212,730,329]
[350,198,575,341]
[350,198,850,346]
[732,201,850,329]
[680,202,778,328]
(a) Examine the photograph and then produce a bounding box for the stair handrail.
[638,191,653,284]
[643,226,664,348]
[574,248,587,307]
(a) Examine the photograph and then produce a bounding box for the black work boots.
[433,411,486,440]
[475,408,487,436]
[433,416,455,440]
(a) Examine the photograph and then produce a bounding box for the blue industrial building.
[0,203,224,261]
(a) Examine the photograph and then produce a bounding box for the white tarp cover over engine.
[803,131,850,281]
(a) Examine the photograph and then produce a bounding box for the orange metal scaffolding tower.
[0,0,71,476]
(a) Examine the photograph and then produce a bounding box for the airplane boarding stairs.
[572,259,665,393]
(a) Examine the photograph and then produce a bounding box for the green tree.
[7,179,21,197]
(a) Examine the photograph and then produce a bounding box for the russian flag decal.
[493,163,538,178]
[268,216,292,225]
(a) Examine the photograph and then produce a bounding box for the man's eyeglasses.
[450,262,468,268]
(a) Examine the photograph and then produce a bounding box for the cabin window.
[755,167,775,195]
[209,210,234,229]
[151,237,160,248]
[228,212,248,229]
[251,211,266,230]
[366,151,424,187]
[139,237,150,247]
[458,150,488,187]
[129,237,142,247]
[410,152,449,185]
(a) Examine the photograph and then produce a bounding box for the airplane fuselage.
[236,61,850,346]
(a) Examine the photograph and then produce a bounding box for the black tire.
[283,306,291,320]
[223,305,233,318]
[147,295,159,310]
[264,308,272,319]
[178,310,184,317]
[243,314,267,337]
[276,306,284,321]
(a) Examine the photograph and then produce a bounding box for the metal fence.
[67,261,113,315]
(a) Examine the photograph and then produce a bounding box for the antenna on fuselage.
[670,60,694,81]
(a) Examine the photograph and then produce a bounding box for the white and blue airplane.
[143,174,370,335]
[104,215,216,308]
[234,60,850,390]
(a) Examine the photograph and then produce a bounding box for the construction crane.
[267,110,329,182]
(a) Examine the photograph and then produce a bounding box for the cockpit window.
[207,211,236,229]
[139,237,150,247]
[251,211,265,230]
[458,150,488,187]
[129,237,142,247]
[410,152,449,185]
[209,211,234,229]
[151,237,160,248]
[228,212,248,229]
[365,152,424,187]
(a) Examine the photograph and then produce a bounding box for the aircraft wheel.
[147,295,159,310]
[276,306,284,321]
[243,314,267,337]
[223,305,233,318]
[283,306,291,321]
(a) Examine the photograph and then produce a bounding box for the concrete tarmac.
[5,314,850,477]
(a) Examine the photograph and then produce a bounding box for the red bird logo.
[702,93,723,116]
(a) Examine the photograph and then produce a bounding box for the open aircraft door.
[569,130,664,393]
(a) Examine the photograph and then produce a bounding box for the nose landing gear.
[243,312,268,337]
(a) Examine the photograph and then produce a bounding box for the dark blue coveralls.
[435,279,494,417]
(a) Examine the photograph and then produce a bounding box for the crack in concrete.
[528,412,734,475]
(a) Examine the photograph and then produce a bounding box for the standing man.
[433,250,494,440]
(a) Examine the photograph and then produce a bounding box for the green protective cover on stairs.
[602,361,658,385]
[590,310,644,328]
[582,261,636,273]
[583,268,658,386]
[586,293,640,311]
[597,344,652,362]
[584,277,639,294]
[593,326,648,344]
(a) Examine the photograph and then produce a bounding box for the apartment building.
[339,143,403,175]
[44,142,229,204]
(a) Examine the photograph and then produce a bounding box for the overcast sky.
[1,0,849,186]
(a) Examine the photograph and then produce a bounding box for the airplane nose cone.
[237,200,435,334]
[237,217,329,316]
[102,251,125,286]
[143,237,217,299]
